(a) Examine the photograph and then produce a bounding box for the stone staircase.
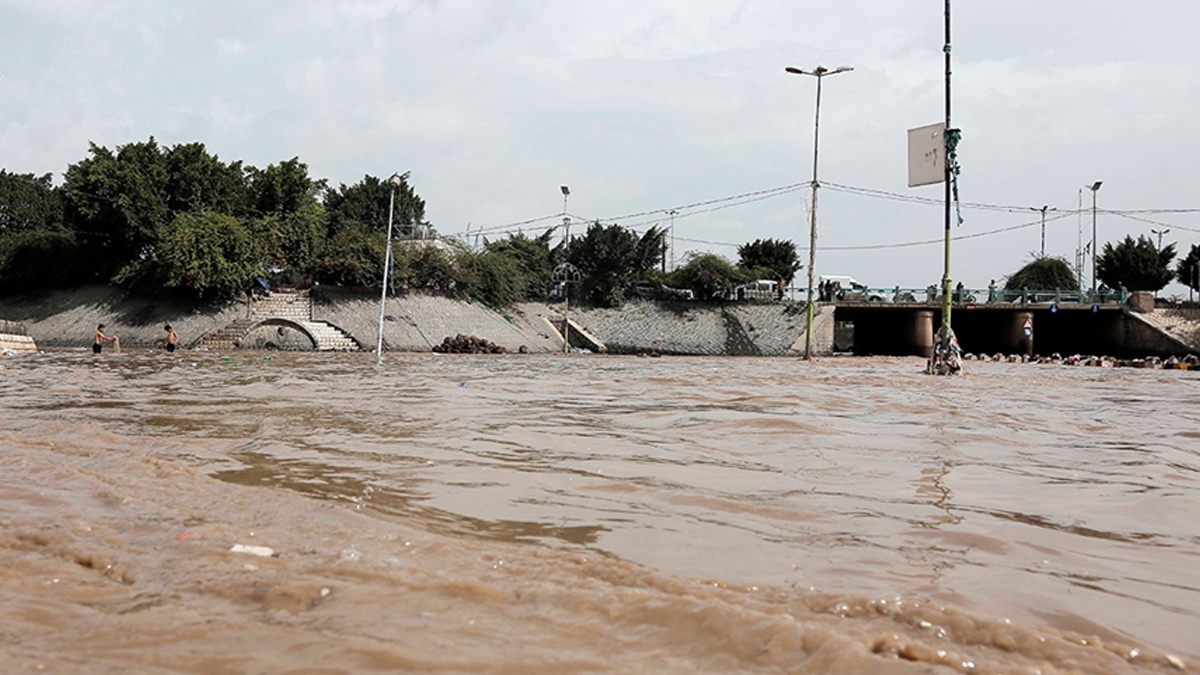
[253,290,312,322]
[295,320,360,351]
[195,289,361,351]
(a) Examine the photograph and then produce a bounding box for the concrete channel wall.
[1,285,1193,357]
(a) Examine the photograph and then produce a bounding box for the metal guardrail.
[785,287,1130,305]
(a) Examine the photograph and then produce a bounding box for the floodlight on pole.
[785,63,853,361]
[376,172,404,363]
[1088,181,1102,293]
[560,185,571,249]
[1151,227,1170,250]
[1029,205,1057,257]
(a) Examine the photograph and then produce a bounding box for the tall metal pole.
[941,0,953,332]
[375,177,399,363]
[785,64,852,360]
[667,209,677,271]
[805,74,823,360]
[1089,181,1102,292]
[1040,205,1048,257]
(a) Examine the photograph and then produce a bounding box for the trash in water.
[230,544,276,557]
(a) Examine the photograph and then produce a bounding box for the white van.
[818,275,886,302]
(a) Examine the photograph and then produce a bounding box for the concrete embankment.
[0,286,833,356]
[1,319,37,355]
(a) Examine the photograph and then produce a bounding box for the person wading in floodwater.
[93,324,119,354]
[164,324,179,352]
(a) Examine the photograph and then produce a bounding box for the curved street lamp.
[785,64,853,360]
[376,172,404,363]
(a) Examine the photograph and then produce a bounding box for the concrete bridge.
[194,289,360,351]
[833,294,1193,357]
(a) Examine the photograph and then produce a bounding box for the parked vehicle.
[735,279,779,301]
[627,280,693,301]
[819,275,887,302]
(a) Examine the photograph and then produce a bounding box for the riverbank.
[0,286,832,356]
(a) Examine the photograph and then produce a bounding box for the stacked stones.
[432,334,507,354]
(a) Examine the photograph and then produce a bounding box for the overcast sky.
[3,1,1199,293]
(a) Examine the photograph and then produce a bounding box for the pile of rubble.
[432,334,507,354]
[961,353,1200,369]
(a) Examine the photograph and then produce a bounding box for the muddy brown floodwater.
[1,351,1198,674]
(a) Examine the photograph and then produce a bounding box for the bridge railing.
[846,288,1130,305]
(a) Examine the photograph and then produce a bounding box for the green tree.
[324,173,428,238]
[1004,256,1078,291]
[164,142,250,216]
[151,211,262,298]
[394,242,461,291]
[484,229,556,300]
[567,221,641,307]
[671,252,748,301]
[63,138,172,275]
[0,171,86,293]
[737,238,800,290]
[1176,244,1200,294]
[0,230,90,295]
[253,203,326,282]
[0,171,65,234]
[633,226,668,276]
[313,220,386,288]
[1097,235,1175,291]
[457,248,527,307]
[247,157,325,217]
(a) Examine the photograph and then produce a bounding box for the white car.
[819,275,887,302]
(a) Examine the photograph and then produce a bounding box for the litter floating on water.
[230,544,276,558]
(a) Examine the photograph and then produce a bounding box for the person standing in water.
[164,324,179,352]
[93,324,119,354]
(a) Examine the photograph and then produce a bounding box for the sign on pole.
[907,123,945,188]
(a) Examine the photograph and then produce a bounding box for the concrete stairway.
[195,289,361,351]
[252,290,311,321]
[195,319,257,350]
[296,320,360,351]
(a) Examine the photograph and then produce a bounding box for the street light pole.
[1151,227,1170,250]
[376,173,403,364]
[785,64,852,361]
[560,185,570,250]
[1034,205,1057,257]
[1089,181,1102,293]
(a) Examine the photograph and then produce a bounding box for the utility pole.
[667,209,677,271]
[940,0,954,334]
[784,63,853,360]
[560,185,570,250]
[1151,227,1170,250]
[1088,181,1102,293]
[1030,205,1056,257]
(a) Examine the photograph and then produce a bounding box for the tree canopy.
[1096,235,1175,292]
[737,238,800,289]
[672,252,749,301]
[1004,256,1078,291]
[2,135,811,310]
[1176,244,1200,293]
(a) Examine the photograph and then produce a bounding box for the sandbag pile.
[432,334,507,354]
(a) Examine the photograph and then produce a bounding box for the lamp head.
[389,173,404,187]
[560,185,570,196]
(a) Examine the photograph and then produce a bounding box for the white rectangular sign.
[908,123,945,188]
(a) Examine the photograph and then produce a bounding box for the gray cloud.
[2,0,1197,292]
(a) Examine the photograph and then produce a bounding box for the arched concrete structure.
[243,317,320,349]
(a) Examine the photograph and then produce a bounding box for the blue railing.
[784,287,1129,305]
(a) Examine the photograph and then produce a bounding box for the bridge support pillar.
[1010,311,1034,356]
[911,310,934,357]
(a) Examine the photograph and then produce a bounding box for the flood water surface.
[2,351,1198,673]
